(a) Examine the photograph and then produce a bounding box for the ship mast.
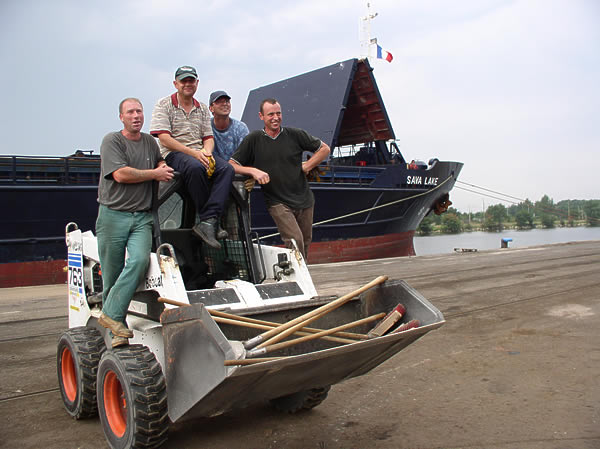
[359,2,378,60]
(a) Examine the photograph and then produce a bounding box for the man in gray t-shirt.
[208,90,249,160]
[96,98,174,348]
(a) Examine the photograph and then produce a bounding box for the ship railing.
[315,140,406,186]
[315,165,382,186]
[0,155,101,185]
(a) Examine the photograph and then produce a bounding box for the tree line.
[418,196,600,235]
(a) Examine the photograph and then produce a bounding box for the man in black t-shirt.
[230,98,330,259]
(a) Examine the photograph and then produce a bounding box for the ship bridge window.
[356,146,376,166]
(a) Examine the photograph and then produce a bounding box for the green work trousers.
[96,205,153,323]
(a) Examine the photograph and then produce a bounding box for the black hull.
[1,160,462,267]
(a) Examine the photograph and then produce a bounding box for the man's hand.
[252,168,270,185]
[154,164,174,182]
[228,160,268,186]
[194,149,212,169]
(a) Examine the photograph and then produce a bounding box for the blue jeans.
[165,151,234,221]
[96,205,153,323]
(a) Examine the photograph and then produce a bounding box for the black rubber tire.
[269,386,331,413]
[97,344,168,449]
[57,327,105,419]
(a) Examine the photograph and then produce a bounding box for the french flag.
[376,44,393,63]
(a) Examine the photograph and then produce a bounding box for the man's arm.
[113,163,174,184]
[157,134,213,168]
[301,142,330,173]
[229,159,270,184]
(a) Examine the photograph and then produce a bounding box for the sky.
[1,0,598,213]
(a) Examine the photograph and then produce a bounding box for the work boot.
[111,335,129,348]
[99,313,134,338]
[193,218,221,249]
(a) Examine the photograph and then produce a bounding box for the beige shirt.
[150,93,213,158]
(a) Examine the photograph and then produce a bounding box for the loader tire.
[57,327,105,419]
[97,345,168,449]
[270,386,331,413]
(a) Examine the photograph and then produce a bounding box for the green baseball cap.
[175,66,198,81]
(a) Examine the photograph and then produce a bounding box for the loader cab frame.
[154,174,264,291]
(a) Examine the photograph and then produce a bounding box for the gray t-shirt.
[97,131,162,212]
[211,117,249,160]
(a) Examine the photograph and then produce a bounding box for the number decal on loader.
[68,266,83,288]
[67,252,84,298]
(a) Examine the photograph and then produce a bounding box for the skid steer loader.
[57,175,445,449]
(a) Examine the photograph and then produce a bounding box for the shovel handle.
[247,275,388,350]
[247,312,386,358]
[158,297,189,307]
[224,357,285,366]
[209,309,367,340]
[212,315,357,344]
[158,297,368,341]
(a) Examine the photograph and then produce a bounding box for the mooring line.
[257,174,454,240]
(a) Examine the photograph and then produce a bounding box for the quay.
[1,241,599,449]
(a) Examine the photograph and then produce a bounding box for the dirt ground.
[1,241,599,449]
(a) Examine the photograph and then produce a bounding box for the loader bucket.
[160,280,444,423]
[160,303,244,422]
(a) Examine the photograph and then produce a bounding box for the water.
[413,227,600,256]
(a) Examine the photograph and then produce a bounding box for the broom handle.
[212,315,356,344]
[247,275,388,350]
[157,297,366,342]
[247,312,386,358]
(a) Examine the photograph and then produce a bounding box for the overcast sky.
[1,0,598,213]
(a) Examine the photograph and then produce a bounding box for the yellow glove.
[206,155,215,178]
[244,178,256,192]
[201,149,216,178]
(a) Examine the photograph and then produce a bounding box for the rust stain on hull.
[308,231,415,264]
[0,260,67,287]
[1,232,416,287]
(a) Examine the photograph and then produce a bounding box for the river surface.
[413,226,600,256]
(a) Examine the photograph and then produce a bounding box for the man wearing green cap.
[150,66,234,249]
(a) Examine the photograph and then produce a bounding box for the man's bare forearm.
[302,142,330,172]
[229,160,270,184]
[112,163,173,184]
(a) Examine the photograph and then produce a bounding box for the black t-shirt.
[232,127,321,209]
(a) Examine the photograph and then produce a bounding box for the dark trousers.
[166,151,234,221]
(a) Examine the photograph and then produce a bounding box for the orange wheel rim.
[104,371,127,437]
[61,347,77,402]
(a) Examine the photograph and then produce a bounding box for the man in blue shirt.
[209,90,249,160]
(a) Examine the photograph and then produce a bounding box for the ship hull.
[0,161,460,287]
